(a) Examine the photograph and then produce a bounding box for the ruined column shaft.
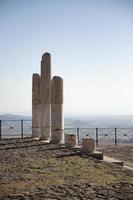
[32,73,41,139]
[40,53,51,140]
[51,103,63,138]
[51,76,64,144]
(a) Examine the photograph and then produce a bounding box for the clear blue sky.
[0,0,133,116]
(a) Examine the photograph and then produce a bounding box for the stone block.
[65,134,77,147]
[82,137,95,153]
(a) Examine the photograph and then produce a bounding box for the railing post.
[77,128,80,145]
[115,128,117,146]
[96,128,98,147]
[21,120,23,139]
[0,120,1,139]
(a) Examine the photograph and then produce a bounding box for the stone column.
[40,52,51,140]
[51,76,64,144]
[32,73,41,139]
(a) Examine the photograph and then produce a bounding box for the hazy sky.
[0,0,133,116]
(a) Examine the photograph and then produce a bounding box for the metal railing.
[0,120,133,146]
[0,120,32,139]
[65,127,133,146]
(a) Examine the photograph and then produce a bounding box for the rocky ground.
[100,144,133,167]
[0,138,133,200]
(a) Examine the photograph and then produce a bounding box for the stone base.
[39,139,50,144]
[50,139,64,144]
[104,156,124,166]
[50,129,64,144]
[65,134,77,147]
[111,161,124,166]
[31,137,40,141]
[32,127,41,139]
[64,145,103,160]
[82,137,95,153]
[82,151,103,160]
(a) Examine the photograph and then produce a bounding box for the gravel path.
[0,138,133,200]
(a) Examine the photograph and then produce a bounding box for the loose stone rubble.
[0,138,133,200]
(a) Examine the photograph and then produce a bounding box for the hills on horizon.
[1,113,133,128]
[0,113,31,120]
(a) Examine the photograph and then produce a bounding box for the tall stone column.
[40,52,51,140]
[51,76,64,144]
[32,73,41,139]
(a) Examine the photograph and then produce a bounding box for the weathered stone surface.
[40,53,51,104]
[51,76,63,104]
[84,152,103,160]
[40,104,51,140]
[32,73,41,105]
[32,74,41,139]
[32,104,41,139]
[65,134,77,147]
[82,137,95,153]
[51,76,64,144]
[40,52,51,140]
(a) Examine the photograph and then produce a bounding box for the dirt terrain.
[0,138,133,200]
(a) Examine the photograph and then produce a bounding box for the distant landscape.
[0,113,133,143]
[1,113,133,128]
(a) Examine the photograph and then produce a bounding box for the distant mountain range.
[65,116,133,128]
[0,114,31,120]
[1,113,133,128]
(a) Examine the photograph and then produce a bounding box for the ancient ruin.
[32,52,64,143]
[40,53,51,140]
[51,76,64,144]
[82,137,95,153]
[32,73,41,139]
[65,133,77,147]
[32,52,97,154]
